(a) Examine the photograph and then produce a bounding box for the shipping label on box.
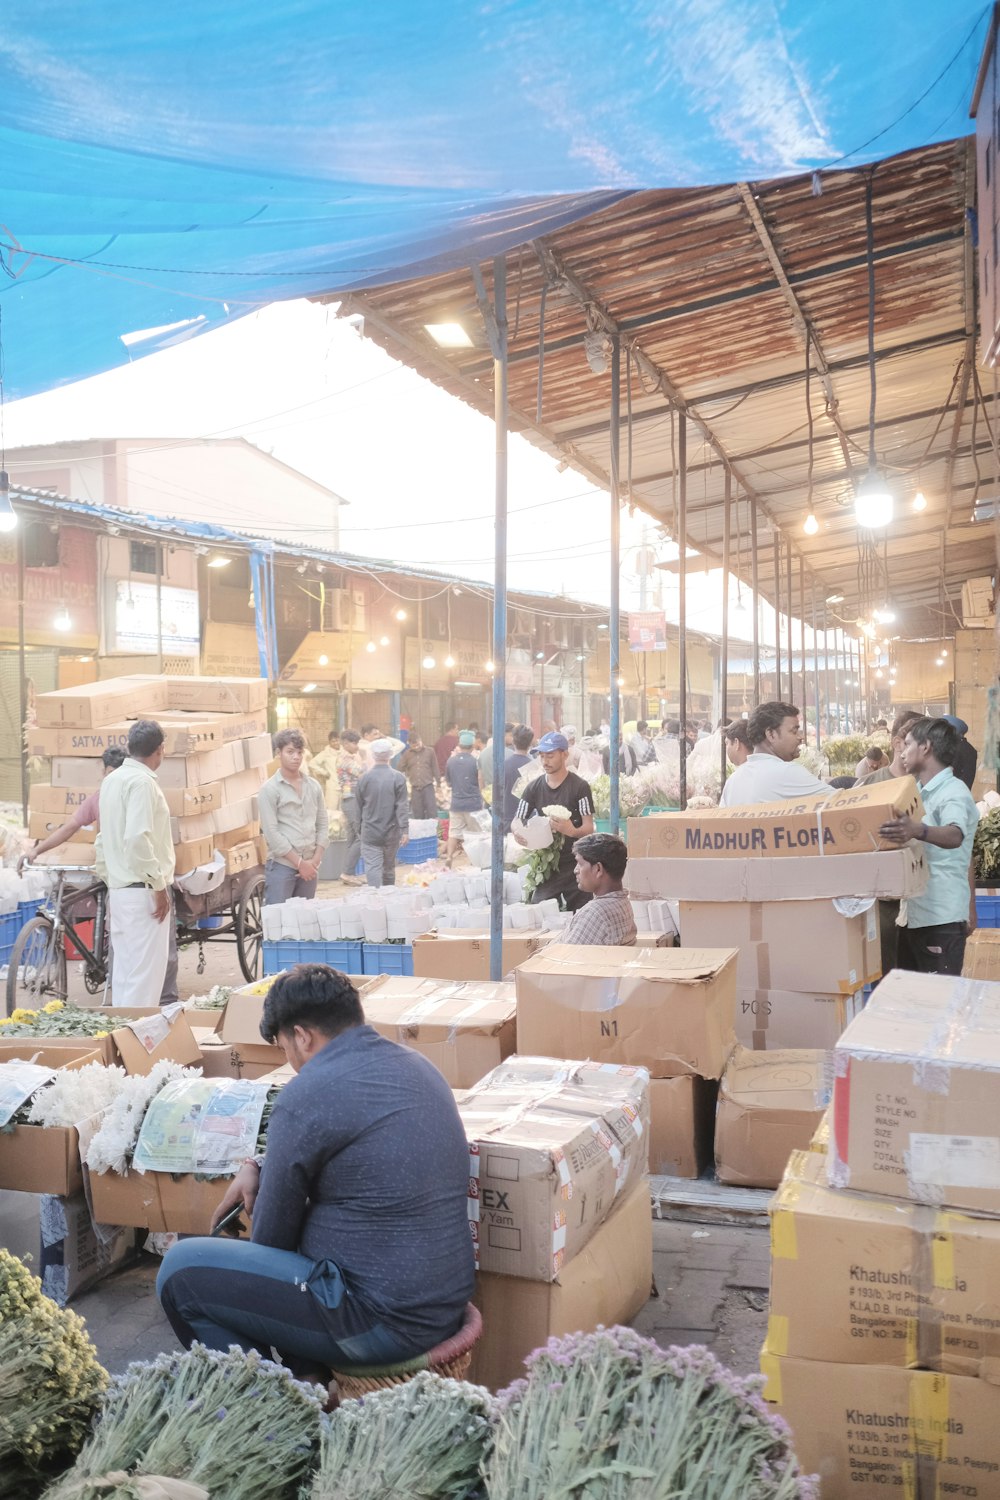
[411,930,553,982]
[165,676,269,714]
[35,677,170,729]
[629,776,923,860]
[361,976,517,1088]
[627,847,927,903]
[680,898,878,995]
[735,985,863,1051]
[714,1048,827,1189]
[515,944,738,1078]
[770,1149,1000,1376]
[830,969,1000,1214]
[647,1075,716,1179]
[460,1056,650,1280]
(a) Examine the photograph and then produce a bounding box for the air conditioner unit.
[326,588,366,632]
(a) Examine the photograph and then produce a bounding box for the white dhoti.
[109,887,170,1007]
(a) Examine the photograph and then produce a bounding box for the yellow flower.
[94,1030,109,1038]
[42,999,65,1014]
[0,1017,14,1027]
[10,1007,38,1024]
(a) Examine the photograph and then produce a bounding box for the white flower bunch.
[186,984,234,1011]
[85,1060,199,1176]
[541,804,571,821]
[26,1062,126,1130]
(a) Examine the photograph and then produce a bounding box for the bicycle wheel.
[5,916,68,1016]
[236,872,265,983]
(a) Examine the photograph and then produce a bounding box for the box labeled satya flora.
[680,898,880,995]
[360,975,517,1088]
[714,1047,827,1189]
[770,1149,1000,1377]
[627,846,927,902]
[514,944,737,1078]
[460,1056,650,1281]
[630,775,923,860]
[830,969,1000,1214]
[411,930,553,982]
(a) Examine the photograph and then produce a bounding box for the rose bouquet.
[42,1344,324,1500]
[309,1371,496,1500]
[485,1327,817,1500]
[0,1249,107,1499]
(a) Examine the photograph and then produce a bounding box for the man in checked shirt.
[561,833,637,946]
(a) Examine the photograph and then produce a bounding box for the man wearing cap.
[444,730,484,864]
[355,740,409,887]
[943,715,978,792]
[514,731,596,910]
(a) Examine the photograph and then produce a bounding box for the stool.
[329,1302,482,1402]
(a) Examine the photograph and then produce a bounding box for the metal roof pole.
[773,533,782,700]
[799,557,807,734]
[16,524,29,824]
[678,411,688,810]
[609,338,621,833]
[787,542,794,710]
[720,468,731,791]
[750,498,761,704]
[811,580,822,750]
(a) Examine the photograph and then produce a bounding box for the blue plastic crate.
[398,836,438,865]
[262,939,363,976]
[0,909,21,964]
[361,943,414,976]
[976,894,1000,928]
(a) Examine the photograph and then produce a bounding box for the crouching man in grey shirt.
[157,964,475,1372]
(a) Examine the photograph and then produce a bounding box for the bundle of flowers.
[485,1328,817,1500]
[521,804,569,900]
[0,1249,107,1498]
[84,1060,198,1176]
[0,1001,112,1040]
[185,985,234,1012]
[309,1371,496,1500]
[3,1062,126,1132]
[42,1344,324,1500]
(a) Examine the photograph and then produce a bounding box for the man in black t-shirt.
[514,731,596,910]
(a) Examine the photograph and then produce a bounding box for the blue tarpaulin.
[0,2,989,398]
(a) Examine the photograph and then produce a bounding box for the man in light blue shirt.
[879,717,978,976]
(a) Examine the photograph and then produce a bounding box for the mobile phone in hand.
[211,1203,246,1238]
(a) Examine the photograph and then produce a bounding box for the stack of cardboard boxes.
[28,675,271,879]
[515,944,738,1178]
[763,969,1000,1491]
[628,779,927,1052]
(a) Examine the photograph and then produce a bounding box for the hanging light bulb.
[379,635,390,647]
[803,513,819,536]
[318,654,329,667]
[444,654,455,669]
[365,641,377,653]
[422,654,436,670]
[53,605,71,632]
[394,608,407,623]
[875,669,884,679]
[0,471,17,533]
[855,470,894,529]
[485,659,495,674]
[913,491,927,512]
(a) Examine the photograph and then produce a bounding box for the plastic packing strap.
[446,991,511,1044]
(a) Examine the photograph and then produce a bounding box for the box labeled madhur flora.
[735,986,864,1051]
[360,975,517,1088]
[411,931,552,982]
[762,1349,1000,1499]
[714,1048,827,1189]
[627,847,927,902]
[647,1076,716,1179]
[515,945,737,1079]
[460,1056,650,1281]
[34,677,170,729]
[629,776,924,860]
[164,676,269,715]
[680,898,880,995]
[469,1180,651,1391]
[962,929,1000,981]
[770,1149,1000,1376]
[830,970,1000,1214]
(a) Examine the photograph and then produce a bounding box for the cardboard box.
[680,899,880,995]
[211,797,258,834]
[514,945,737,1079]
[461,1056,650,1280]
[27,724,131,760]
[762,1350,1000,1497]
[110,1007,202,1075]
[469,1180,652,1390]
[224,840,258,876]
[173,835,215,875]
[359,975,517,1088]
[213,823,260,853]
[157,742,244,788]
[411,930,553,982]
[627,847,927,902]
[219,765,268,803]
[630,776,924,860]
[165,675,269,714]
[29,811,96,842]
[714,1048,827,1188]
[88,1166,240,1234]
[963,929,1000,981]
[648,1076,717,1178]
[170,811,215,843]
[50,758,103,789]
[160,781,225,817]
[770,1149,1000,1375]
[809,1108,831,1154]
[28,784,98,816]
[35,677,169,729]
[0,1044,105,1195]
[735,986,864,1051]
[829,970,1000,1213]
[38,1192,135,1306]
[33,843,97,867]
[243,733,274,770]
[217,995,285,1076]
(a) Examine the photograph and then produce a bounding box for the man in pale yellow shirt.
[95,720,175,1007]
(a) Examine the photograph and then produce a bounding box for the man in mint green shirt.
[879,717,978,976]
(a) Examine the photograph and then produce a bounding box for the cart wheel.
[5,916,68,1017]
[236,873,265,983]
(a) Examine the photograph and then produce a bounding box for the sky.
[3,296,801,652]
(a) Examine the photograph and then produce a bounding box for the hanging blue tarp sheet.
[0,2,989,399]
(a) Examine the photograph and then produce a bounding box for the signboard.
[112,579,199,656]
[628,611,668,652]
[403,636,491,689]
[202,621,263,678]
[0,525,99,644]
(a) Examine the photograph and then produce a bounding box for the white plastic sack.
[511,816,553,850]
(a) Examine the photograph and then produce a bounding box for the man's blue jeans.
[263,859,318,906]
[157,1237,420,1369]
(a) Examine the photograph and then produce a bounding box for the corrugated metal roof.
[327,136,994,642]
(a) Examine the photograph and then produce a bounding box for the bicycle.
[5,865,110,1016]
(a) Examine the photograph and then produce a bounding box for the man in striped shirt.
[562,833,637,946]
